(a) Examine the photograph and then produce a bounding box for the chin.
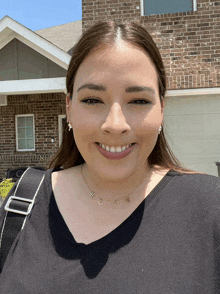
[91,159,144,181]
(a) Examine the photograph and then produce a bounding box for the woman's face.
[67,41,163,181]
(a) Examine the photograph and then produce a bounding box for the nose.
[101,103,131,134]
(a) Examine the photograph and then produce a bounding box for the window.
[16,115,35,151]
[58,115,66,146]
[0,95,7,106]
[142,0,196,16]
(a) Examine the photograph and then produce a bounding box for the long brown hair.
[50,21,193,173]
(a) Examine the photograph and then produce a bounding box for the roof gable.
[0,38,67,81]
[0,16,71,70]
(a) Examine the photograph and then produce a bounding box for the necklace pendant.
[90,192,95,198]
[98,199,103,206]
[125,196,130,203]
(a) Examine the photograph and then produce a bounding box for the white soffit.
[0,78,67,95]
[166,87,220,97]
[0,16,71,69]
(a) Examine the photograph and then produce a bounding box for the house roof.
[0,16,76,94]
[0,15,71,70]
[35,20,82,53]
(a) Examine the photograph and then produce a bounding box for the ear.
[66,93,71,120]
[161,98,164,118]
[66,93,71,106]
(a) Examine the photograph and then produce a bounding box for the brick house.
[0,16,82,179]
[0,0,220,178]
[82,0,220,176]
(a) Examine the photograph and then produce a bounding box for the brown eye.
[81,98,103,104]
[130,99,151,105]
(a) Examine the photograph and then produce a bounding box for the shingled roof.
[35,20,82,54]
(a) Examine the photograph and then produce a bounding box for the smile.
[97,143,133,153]
[95,142,136,160]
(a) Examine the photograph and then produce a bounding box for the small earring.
[68,122,72,131]
[158,125,162,134]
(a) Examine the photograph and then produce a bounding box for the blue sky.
[0,0,82,31]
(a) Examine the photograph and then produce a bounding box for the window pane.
[27,139,34,149]
[26,128,34,138]
[18,139,27,150]
[16,115,34,150]
[17,117,25,128]
[62,118,66,130]
[17,128,25,139]
[26,116,33,127]
[144,0,193,15]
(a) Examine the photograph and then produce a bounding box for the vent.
[0,95,7,106]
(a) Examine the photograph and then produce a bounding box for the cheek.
[71,110,99,149]
[135,113,161,144]
[137,124,158,143]
[71,106,100,128]
[138,109,162,129]
[72,127,97,157]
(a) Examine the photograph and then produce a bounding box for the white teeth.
[99,143,133,153]
[110,147,116,152]
[116,147,122,153]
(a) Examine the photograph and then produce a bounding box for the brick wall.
[0,93,66,179]
[82,0,220,90]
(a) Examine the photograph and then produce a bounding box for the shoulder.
[165,171,220,219]
[51,165,81,188]
[171,172,220,195]
[50,165,83,202]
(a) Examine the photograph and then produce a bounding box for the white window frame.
[15,114,35,151]
[58,115,66,146]
[0,95,7,106]
[140,0,144,16]
[193,0,197,12]
[141,0,197,16]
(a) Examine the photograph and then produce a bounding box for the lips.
[96,142,136,160]
[97,143,133,153]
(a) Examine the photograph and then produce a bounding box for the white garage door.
[164,94,220,176]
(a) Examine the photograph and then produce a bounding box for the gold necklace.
[81,164,151,206]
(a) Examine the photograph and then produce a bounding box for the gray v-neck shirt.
[0,169,220,293]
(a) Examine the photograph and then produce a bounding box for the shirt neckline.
[47,168,179,248]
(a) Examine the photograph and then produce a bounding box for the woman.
[0,21,220,293]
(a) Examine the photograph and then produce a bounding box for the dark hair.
[50,21,194,173]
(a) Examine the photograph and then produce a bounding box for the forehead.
[74,41,158,89]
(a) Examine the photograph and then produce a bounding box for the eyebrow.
[125,86,156,94]
[77,83,106,92]
[77,83,155,94]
